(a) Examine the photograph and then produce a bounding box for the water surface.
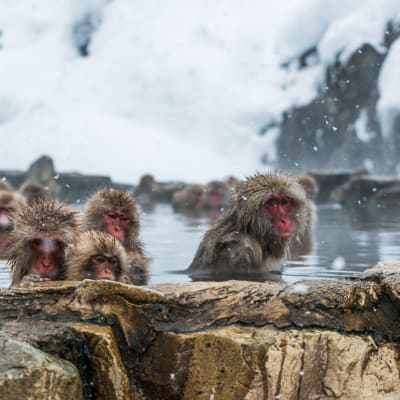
[1,203,400,287]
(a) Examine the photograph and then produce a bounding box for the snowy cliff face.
[0,1,400,182]
[274,0,400,174]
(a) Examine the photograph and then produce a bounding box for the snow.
[378,35,400,139]
[0,0,400,183]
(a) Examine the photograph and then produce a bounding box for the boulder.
[0,334,83,400]
[331,175,400,215]
[26,155,62,198]
[1,274,400,399]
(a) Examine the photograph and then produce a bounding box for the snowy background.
[0,0,400,183]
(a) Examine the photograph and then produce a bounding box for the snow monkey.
[7,199,79,286]
[0,190,26,258]
[186,173,310,279]
[82,188,149,285]
[66,231,129,282]
[289,173,319,257]
[172,184,205,211]
[20,181,51,206]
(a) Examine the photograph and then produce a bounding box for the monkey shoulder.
[216,233,263,271]
[124,252,149,285]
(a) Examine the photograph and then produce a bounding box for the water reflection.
[1,203,400,287]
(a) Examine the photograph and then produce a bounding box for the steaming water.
[1,203,400,288]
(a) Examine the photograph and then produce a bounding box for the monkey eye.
[92,255,107,264]
[280,197,292,206]
[265,198,278,207]
[31,238,42,247]
[109,256,119,266]
[54,240,64,249]
[106,212,117,219]
[119,216,130,222]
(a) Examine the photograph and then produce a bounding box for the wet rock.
[307,170,367,203]
[67,323,135,400]
[26,155,62,198]
[331,174,400,213]
[141,326,400,400]
[0,334,83,400]
[1,278,400,399]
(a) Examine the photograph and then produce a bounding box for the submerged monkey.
[289,173,319,257]
[186,173,309,280]
[0,190,26,258]
[82,188,149,285]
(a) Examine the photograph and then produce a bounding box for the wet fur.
[7,199,79,286]
[66,231,129,281]
[187,173,310,278]
[289,174,319,257]
[172,184,205,211]
[0,190,26,259]
[82,188,149,284]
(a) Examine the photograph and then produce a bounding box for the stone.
[1,277,400,399]
[140,326,400,400]
[275,41,388,174]
[0,334,83,400]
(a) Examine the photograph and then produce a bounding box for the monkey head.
[83,188,140,249]
[296,174,319,201]
[234,173,308,244]
[8,199,79,285]
[0,190,26,256]
[66,231,129,281]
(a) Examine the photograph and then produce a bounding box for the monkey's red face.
[30,237,64,278]
[102,210,130,242]
[207,190,223,208]
[264,195,293,238]
[90,254,120,280]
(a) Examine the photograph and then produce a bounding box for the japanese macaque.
[134,174,161,201]
[7,199,79,286]
[186,173,309,280]
[289,174,319,257]
[82,188,149,285]
[172,184,205,211]
[172,180,233,213]
[0,190,25,258]
[204,180,231,210]
[296,174,319,201]
[66,231,129,281]
[20,181,51,206]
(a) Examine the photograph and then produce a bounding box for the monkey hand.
[20,273,51,284]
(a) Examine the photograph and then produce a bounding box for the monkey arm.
[20,273,51,284]
[123,252,149,285]
[216,234,264,273]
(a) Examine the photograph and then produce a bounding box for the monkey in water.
[66,231,129,281]
[7,199,79,286]
[0,190,26,258]
[186,173,309,280]
[20,181,51,206]
[82,188,149,285]
[289,173,319,257]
